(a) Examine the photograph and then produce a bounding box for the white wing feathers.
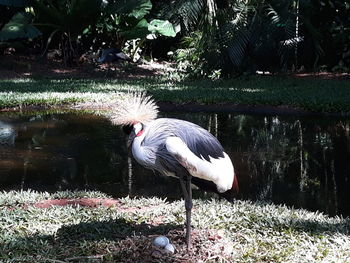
[165,137,234,193]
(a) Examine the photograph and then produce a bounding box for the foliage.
[0,0,349,73]
[171,32,203,76]
[151,0,204,33]
[84,0,176,60]
[121,19,176,40]
[0,0,29,7]
[0,0,28,28]
[221,0,299,73]
[92,0,155,47]
[1,0,176,63]
[169,0,321,77]
[0,0,41,49]
[158,0,348,76]
[310,0,350,71]
[32,0,102,65]
[0,12,41,42]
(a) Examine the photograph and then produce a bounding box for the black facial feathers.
[122,124,133,135]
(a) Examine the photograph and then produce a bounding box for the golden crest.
[110,92,159,125]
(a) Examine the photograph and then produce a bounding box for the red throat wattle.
[132,122,144,137]
[136,129,144,137]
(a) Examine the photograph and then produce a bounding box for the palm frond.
[224,25,251,67]
[107,0,152,20]
[153,0,205,33]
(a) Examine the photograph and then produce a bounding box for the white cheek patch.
[134,122,143,136]
[165,137,234,193]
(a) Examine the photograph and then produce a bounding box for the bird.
[97,48,132,64]
[111,93,239,249]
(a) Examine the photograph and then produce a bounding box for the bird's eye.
[122,124,133,135]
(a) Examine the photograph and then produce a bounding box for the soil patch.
[158,101,313,115]
[294,72,350,80]
[0,54,172,79]
[31,198,163,214]
[2,53,349,80]
[32,198,122,208]
[96,229,234,263]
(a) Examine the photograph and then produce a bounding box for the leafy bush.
[0,12,41,42]
[32,0,102,65]
[82,0,176,61]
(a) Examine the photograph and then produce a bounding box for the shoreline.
[1,101,350,117]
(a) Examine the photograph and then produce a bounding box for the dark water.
[0,110,349,217]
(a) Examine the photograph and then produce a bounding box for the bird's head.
[122,122,145,148]
[110,92,158,126]
[111,92,157,147]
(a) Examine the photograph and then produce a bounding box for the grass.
[0,190,349,263]
[0,75,350,113]
[1,73,350,262]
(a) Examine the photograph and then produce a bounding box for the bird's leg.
[179,176,193,250]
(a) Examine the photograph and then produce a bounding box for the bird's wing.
[165,136,234,193]
[143,118,225,161]
[179,122,225,162]
[115,52,131,61]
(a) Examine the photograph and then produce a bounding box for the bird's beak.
[126,131,136,148]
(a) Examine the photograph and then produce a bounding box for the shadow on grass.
[2,74,350,114]
[0,55,161,81]
[2,218,182,261]
[0,78,160,93]
[56,218,181,243]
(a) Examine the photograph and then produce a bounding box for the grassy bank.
[0,190,349,263]
[0,75,350,113]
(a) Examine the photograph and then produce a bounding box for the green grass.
[0,190,349,263]
[0,76,350,113]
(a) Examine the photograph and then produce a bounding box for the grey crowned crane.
[111,93,239,249]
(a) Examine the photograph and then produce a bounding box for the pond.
[0,110,349,217]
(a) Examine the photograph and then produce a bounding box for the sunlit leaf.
[120,18,149,39]
[0,12,41,41]
[148,19,176,37]
[121,19,176,39]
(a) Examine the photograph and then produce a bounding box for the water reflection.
[0,111,349,217]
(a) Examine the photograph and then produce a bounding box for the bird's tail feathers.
[110,92,159,125]
[191,176,239,202]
